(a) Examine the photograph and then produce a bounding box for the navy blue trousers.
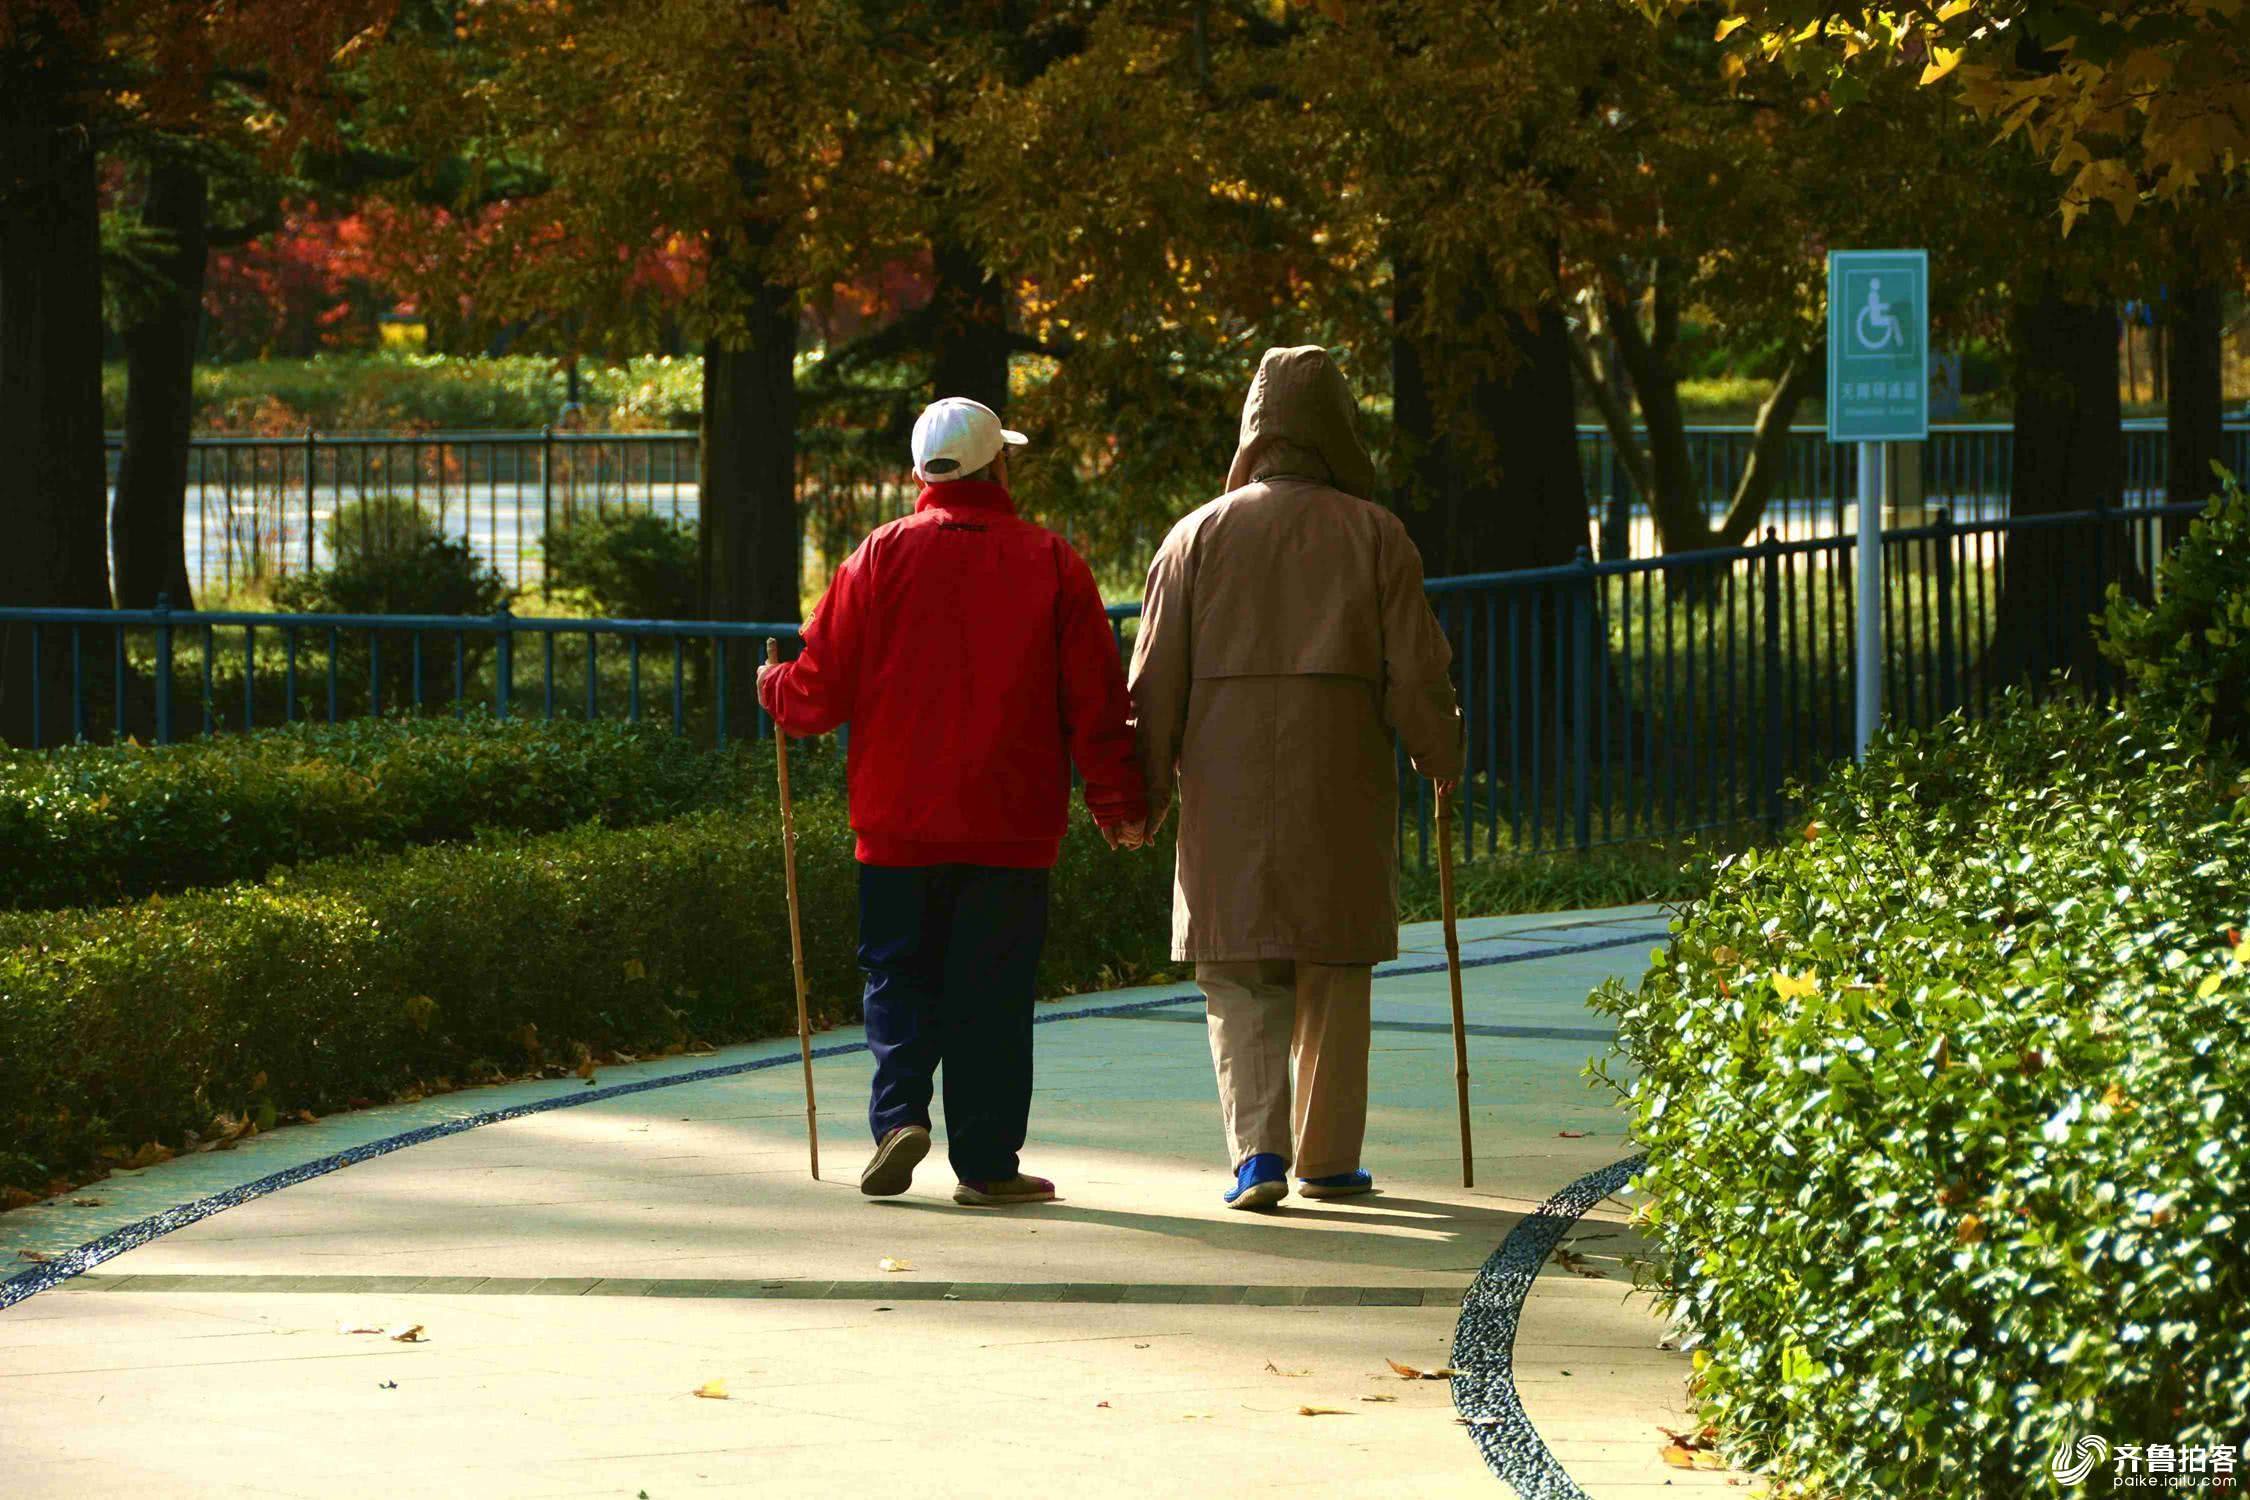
[858,863,1051,1183]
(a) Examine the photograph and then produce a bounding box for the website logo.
[2057,1438,2113,1487]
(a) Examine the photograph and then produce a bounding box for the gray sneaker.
[860,1125,931,1197]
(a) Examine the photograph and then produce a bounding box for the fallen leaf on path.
[1550,1249,1605,1280]
[71,1198,103,1206]
[1456,1415,1504,1428]
[878,1257,914,1273]
[1297,1406,1352,1417]
[1360,1394,1398,1403]
[1660,1443,1698,1469]
[389,1324,426,1343]
[692,1380,729,1400]
[377,1380,397,1390]
[15,1249,52,1263]
[1263,1360,1309,1377]
[1557,1130,1589,1139]
[1386,1358,1467,1380]
[1095,1401,1110,1408]
[338,1322,385,1335]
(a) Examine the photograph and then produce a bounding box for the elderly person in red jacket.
[759,397,1147,1207]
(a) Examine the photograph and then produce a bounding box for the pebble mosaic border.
[1449,1153,1652,1500]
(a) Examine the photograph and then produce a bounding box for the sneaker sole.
[859,1128,931,1197]
[951,1185,1057,1206]
[1296,1182,1376,1200]
[1224,1179,1288,1211]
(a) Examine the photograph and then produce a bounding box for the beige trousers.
[1197,960,1374,1179]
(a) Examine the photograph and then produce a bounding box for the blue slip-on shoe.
[1224,1153,1288,1210]
[1297,1169,1375,1200]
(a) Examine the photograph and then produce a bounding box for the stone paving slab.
[0,902,1749,1499]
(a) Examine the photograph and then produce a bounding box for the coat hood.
[1223,345,1377,501]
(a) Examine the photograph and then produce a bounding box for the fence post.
[303,428,317,573]
[1572,547,1594,853]
[1761,529,1784,836]
[540,425,555,601]
[154,593,175,745]
[1933,506,1956,717]
[494,604,514,719]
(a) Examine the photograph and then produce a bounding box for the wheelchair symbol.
[1855,278,1901,352]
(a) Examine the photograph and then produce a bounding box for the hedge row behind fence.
[1593,697,2250,1497]
[0,714,838,912]
[0,796,1176,1196]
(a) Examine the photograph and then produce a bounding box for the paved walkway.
[1,905,1745,1499]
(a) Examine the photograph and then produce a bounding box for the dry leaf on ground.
[1550,1248,1606,1280]
[389,1324,426,1343]
[693,1380,729,1400]
[15,1249,52,1263]
[338,1322,386,1335]
[1361,1394,1399,1403]
[1456,1415,1504,1428]
[1659,1427,1728,1470]
[878,1256,914,1273]
[1263,1360,1309,1377]
[1386,1358,1467,1380]
[1558,1129,1589,1138]
[1297,1406,1352,1417]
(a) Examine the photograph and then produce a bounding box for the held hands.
[1434,777,1460,805]
[1100,818,1149,852]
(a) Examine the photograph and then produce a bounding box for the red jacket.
[757,479,1148,868]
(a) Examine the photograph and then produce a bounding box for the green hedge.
[0,798,1177,1195]
[0,715,765,911]
[2102,468,2250,754]
[1593,697,2250,1496]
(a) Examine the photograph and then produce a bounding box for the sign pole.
[1855,440,1884,761]
[1828,248,1926,764]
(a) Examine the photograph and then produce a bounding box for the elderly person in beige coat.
[1129,346,1464,1211]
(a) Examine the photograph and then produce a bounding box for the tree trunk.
[699,233,800,740]
[1390,253,1450,566]
[113,159,207,611]
[2165,282,2225,544]
[1390,255,1587,578]
[928,231,1010,414]
[1982,279,2133,692]
[1476,296,1591,573]
[0,41,113,748]
[1391,251,1618,837]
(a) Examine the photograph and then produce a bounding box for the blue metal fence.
[3,500,2193,868]
[111,421,2247,594]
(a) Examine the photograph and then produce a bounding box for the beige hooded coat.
[1128,347,1465,964]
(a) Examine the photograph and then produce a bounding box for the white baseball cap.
[911,397,1027,482]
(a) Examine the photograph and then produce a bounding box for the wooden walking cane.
[766,638,820,1180]
[1436,784,1473,1188]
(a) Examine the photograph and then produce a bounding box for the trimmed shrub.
[546,508,700,620]
[0,797,1176,1194]
[0,714,751,910]
[1592,697,2250,1496]
[2100,468,2250,753]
